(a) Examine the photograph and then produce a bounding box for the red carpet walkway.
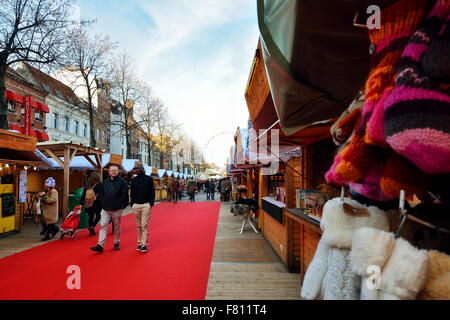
[0,202,220,300]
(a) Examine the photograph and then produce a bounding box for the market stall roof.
[121,159,140,172]
[36,141,105,219]
[256,0,396,136]
[42,154,97,171]
[0,129,52,167]
[144,166,159,177]
[166,171,174,177]
[157,169,167,178]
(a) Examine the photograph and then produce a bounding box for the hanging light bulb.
[5,164,9,168]
[34,166,37,171]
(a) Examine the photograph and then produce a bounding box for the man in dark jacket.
[129,164,155,253]
[90,164,129,253]
[205,179,210,200]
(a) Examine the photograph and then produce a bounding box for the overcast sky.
[76,0,259,168]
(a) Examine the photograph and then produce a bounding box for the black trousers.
[87,208,101,229]
[44,223,59,236]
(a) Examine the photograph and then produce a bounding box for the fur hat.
[45,177,56,188]
[320,198,390,249]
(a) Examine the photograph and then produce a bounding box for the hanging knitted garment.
[327,0,429,185]
[384,0,450,174]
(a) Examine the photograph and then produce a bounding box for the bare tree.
[56,25,116,147]
[153,105,182,169]
[0,0,77,129]
[133,85,164,166]
[108,51,147,158]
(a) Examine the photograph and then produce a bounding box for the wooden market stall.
[0,129,51,235]
[243,38,339,274]
[36,141,104,219]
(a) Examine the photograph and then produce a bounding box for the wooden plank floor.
[205,200,302,300]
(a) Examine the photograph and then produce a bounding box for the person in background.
[80,172,103,236]
[130,164,155,254]
[196,180,202,194]
[223,177,232,202]
[38,177,59,241]
[187,179,196,202]
[205,179,210,200]
[167,178,173,202]
[179,180,184,200]
[217,179,223,201]
[209,179,216,201]
[90,164,129,253]
[172,179,180,204]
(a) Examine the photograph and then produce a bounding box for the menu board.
[19,171,27,203]
[1,193,15,217]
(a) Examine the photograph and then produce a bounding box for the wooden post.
[63,146,70,220]
[95,154,103,182]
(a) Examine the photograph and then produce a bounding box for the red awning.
[36,101,50,113]
[8,124,23,133]
[28,98,38,109]
[5,90,23,103]
[35,130,49,141]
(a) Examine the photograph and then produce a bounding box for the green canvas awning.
[257,0,397,135]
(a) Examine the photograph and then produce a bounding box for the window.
[64,117,69,132]
[83,124,88,138]
[7,100,15,112]
[97,129,100,142]
[35,110,43,121]
[53,113,58,129]
[74,120,79,135]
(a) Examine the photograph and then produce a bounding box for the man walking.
[90,164,129,253]
[209,180,216,201]
[172,179,180,204]
[130,164,155,253]
[187,179,196,202]
[205,179,210,200]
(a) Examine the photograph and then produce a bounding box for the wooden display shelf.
[286,208,322,282]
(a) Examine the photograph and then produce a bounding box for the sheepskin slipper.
[320,198,390,249]
[350,227,395,276]
[380,237,429,300]
[417,250,450,300]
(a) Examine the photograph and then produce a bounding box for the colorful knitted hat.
[384,0,450,174]
[327,0,429,185]
[363,0,429,147]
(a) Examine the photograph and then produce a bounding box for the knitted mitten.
[384,0,450,174]
[380,150,434,199]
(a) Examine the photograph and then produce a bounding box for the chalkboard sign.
[1,193,15,217]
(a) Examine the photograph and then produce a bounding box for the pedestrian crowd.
[37,165,234,254]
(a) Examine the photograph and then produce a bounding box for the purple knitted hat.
[384,0,450,174]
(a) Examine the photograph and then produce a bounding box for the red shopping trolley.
[60,205,82,240]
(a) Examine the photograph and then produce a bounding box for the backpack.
[85,186,96,208]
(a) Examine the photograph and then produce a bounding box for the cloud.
[77,0,259,166]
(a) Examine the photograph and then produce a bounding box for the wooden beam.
[83,155,98,168]
[62,147,70,220]
[70,148,79,161]
[44,148,64,168]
